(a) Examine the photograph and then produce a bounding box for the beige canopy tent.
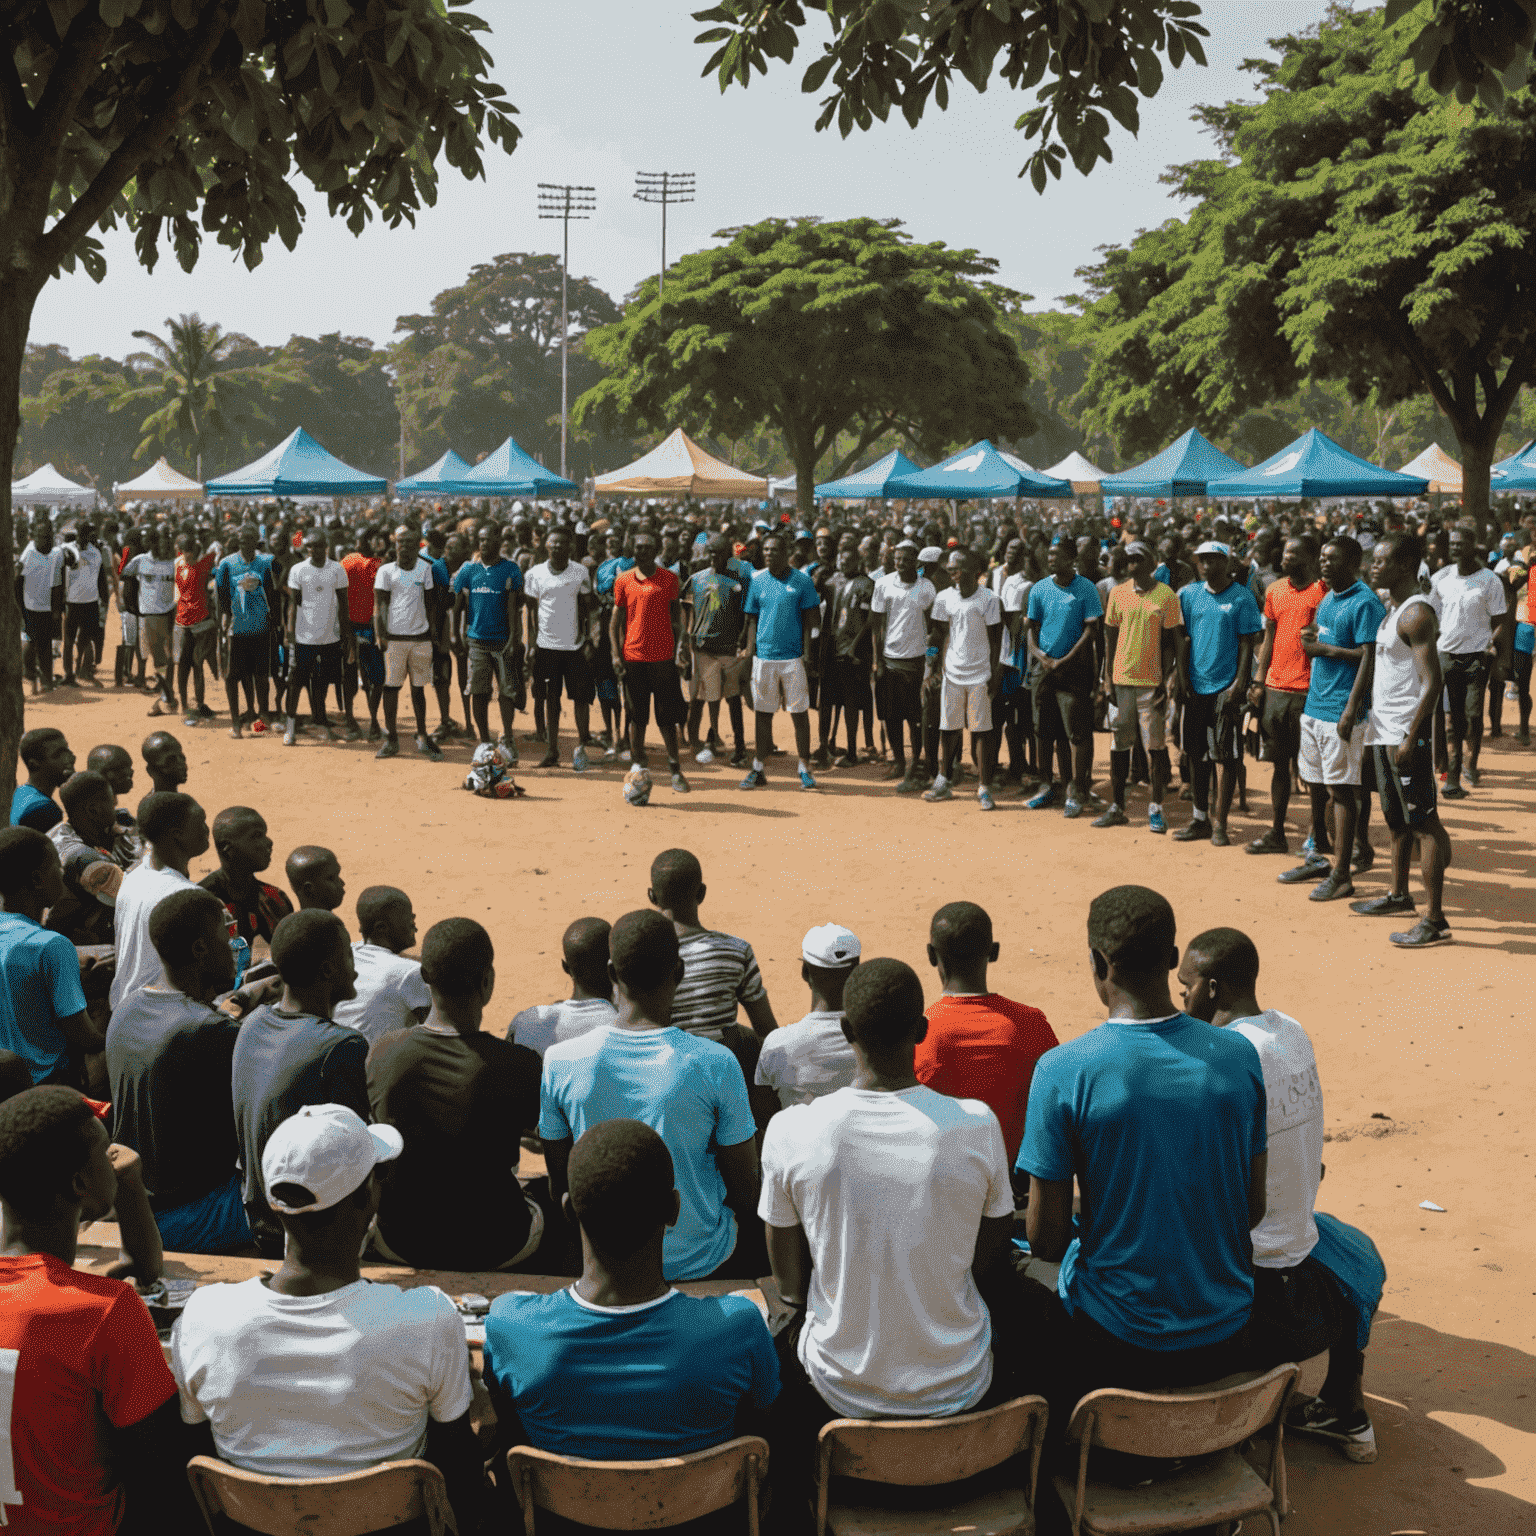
[114,456,204,504]
[594,428,768,498]
[1044,450,1111,494]
[1398,443,1462,495]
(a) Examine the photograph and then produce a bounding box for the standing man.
[173,526,217,725]
[682,534,751,768]
[994,535,1035,788]
[215,524,277,739]
[816,543,876,770]
[340,524,387,741]
[609,529,690,793]
[453,522,525,754]
[870,540,936,793]
[1359,533,1454,947]
[1246,536,1324,856]
[922,548,1003,809]
[524,526,597,770]
[739,530,822,791]
[1430,524,1508,797]
[18,518,66,694]
[60,519,106,686]
[283,525,351,746]
[1174,540,1263,845]
[375,523,444,762]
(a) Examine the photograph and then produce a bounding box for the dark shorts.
[1184,687,1242,763]
[227,632,270,682]
[353,625,384,689]
[623,659,687,730]
[876,655,925,725]
[533,647,596,705]
[24,609,56,647]
[1373,735,1437,831]
[292,641,342,690]
[1248,1254,1348,1370]
[432,645,453,688]
[154,1172,253,1255]
[1260,686,1307,763]
[468,638,520,698]
[67,599,100,637]
[1030,660,1094,745]
[175,618,217,666]
[821,654,872,712]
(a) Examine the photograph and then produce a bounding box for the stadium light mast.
[537,182,596,480]
[633,171,695,298]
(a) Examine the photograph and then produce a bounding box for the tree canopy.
[575,216,1035,518]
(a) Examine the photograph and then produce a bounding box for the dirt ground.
[35,671,1535,1534]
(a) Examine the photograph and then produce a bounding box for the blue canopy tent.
[1205,429,1428,498]
[205,427,386,497]
[814,448,922,499]
[1490,439,1536,492]
[1099,429,1248,498]
[886,440,1073,500]
[396,449,473,496]
[439,436,577,497]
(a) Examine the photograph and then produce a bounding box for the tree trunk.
[794,438,817,525]
[1457,432,1494,548]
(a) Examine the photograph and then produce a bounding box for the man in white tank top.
[1358,532,1452,947]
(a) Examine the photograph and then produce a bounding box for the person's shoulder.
[542,1024,610,1068]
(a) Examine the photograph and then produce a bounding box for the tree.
[697,1,1536,188]
[574,216,1035,520]
[262,331,400,480]
[1074,5,1536,533]
[990,294,1116,466]
[18,346,142,487]
[391,251,630,478]
[0,0,516,788]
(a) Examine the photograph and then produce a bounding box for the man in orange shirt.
[173,526,217,727]
[609,529,690,794]
[1247,536,1324,855]
[340,525,388,742]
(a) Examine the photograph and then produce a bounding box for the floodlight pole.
[538,182,596,480]
[634,171,695,298]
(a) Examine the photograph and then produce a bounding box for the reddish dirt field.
[36,672,1535,1533]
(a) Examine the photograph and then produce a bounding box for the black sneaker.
[1309,871,1355,902]
[1278,854,1332,884]
[1210,822,1230,847]
[1390,916,1451,948]
[1350,845,1376,875]
[1286,1397,1378,1463]
[1442,781,1469,800]
[1350,893,1416,917]
[1246,829,1290,855]
[1173,818,1211,842]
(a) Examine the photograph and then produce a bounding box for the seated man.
[1020,886,1267,1429]
[367,918,543,1271]
[106,888,253,1255]
[509,916,617,1058]
[285,843,346,913]
[10,725,73,832]
[84,742,143,865]
[1180,926,1383,1464]
[45,771,136,946]
[541,910,760,1283]
[484,1118,779,1458]
[760,957,1015,1424]
[754,923,861,1108]
[0,1085,196,1536]
[197,805,294,948]
[171,1104,484,1532]
[232,909,366,1255]
[918,902,1059,1167]
[333,885,431,1044]
[110,791,209,1009]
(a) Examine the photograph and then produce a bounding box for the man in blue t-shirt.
[1175,542,1264,846]
[1024,538,1103,816]
[740,532,823,791]
[10,727,73,833]
[451,523,525,749]
[215,525,277,738]
[484,1117,778,1461]
[539,910,761,1282]
[1284,536,1388,902]
[1019,885,1267,1435]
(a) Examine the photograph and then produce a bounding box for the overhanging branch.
[30,10,113,154]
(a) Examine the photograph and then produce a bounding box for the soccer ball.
[623,765,653,806]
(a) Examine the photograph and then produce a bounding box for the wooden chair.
[186,1455,457,1536]
[813,1394,1050,1536]
[1052,1363,1299,1536]
[507,1435,769,1536]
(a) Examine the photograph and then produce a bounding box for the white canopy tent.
[595,429,769,498]
[1398,443,1462,495]
[11,462,95,506]
[1043,451,1111,494]
[114,456,204,504]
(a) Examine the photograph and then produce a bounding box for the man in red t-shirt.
[609,529,689,794]
[1247,536,1324,855]
[341,527,388,741]
[916,901,1058,1167]
[173,527,217,727]
[0,1086,198,1535]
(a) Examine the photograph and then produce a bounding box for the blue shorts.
[353,625,384,688]
[154,1172,253,1254]
[1516,621,1534,657]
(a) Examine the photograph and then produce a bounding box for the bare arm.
[973,1213,1014,1284]
[715,1136,761,1233]
[1250,615,1277,694]
[742,992,779,1040]
[1249,1152,1268,1229]
[58,1008,106,1057]
[766,1221,813,1307]
[103,1143,163,1285]
[740,614,758,663]
[609,599,627,674]
[1101,623,1119,691]
[1025,1175,1074,1263]
[801,607,817,674]
[543,1135,574,1219]
[1336,642,1375,741]
[1400,602,1445,758]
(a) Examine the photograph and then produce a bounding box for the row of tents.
[14,422,1536,509]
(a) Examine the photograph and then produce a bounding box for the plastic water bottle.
[230,935,250,991]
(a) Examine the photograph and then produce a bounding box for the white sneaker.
[695,747,715,765]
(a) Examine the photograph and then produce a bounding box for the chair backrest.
[818,1394,1050,1487]
[186,1455,456,1536]
[1063,1364,1301,1459]
[508,1436,768,1536]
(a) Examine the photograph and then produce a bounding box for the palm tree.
[115,313,297,479]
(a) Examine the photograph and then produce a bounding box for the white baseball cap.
[1194,539,1232,557]
[802,923,861,968]
[261,1104,403,1215]
[918,545,943,563]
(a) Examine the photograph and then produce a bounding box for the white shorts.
[752,657,809,715]
[940,678,992,733]
[1298,712,1364,786]
[384,638,433,689]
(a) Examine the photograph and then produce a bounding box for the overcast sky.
[31,1,1337,359]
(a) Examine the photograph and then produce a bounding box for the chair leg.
[1264,1507,1284,1534]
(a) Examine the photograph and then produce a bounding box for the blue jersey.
[216,553,275,637]
[1179,580,1263,695]
[1306,581,1386,723]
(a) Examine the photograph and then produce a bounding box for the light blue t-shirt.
[0,911,88,1083]
[484,1287,779,1460]
[10,784,60,832]
[1306,581,1387,724]
[539,1025,757,1281]
[1018,1011,1267,1352]
[215,553,275,637]
[1178,580,1264,696]
[744,567,821,661]
[1026,574,1103,659]
[595,556,635,599]
[452,557,524,644]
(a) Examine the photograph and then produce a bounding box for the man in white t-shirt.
[284,527,351,746]
[509,916,616,1058]
[18,521,66,693]
[996,537,1036,786]
[524,527,597,770]
[171,1103,485,1525]
[60,521,105,686]
[331,886,431,1045]
[760,955,1016,1442]
[870,541,937,793]
[755,923,859,1109]
[374,524,444,762]
[923,548,1003,810]
[125,527,178,709]
[110,792,210,1009]
[1429,525,1508,797]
